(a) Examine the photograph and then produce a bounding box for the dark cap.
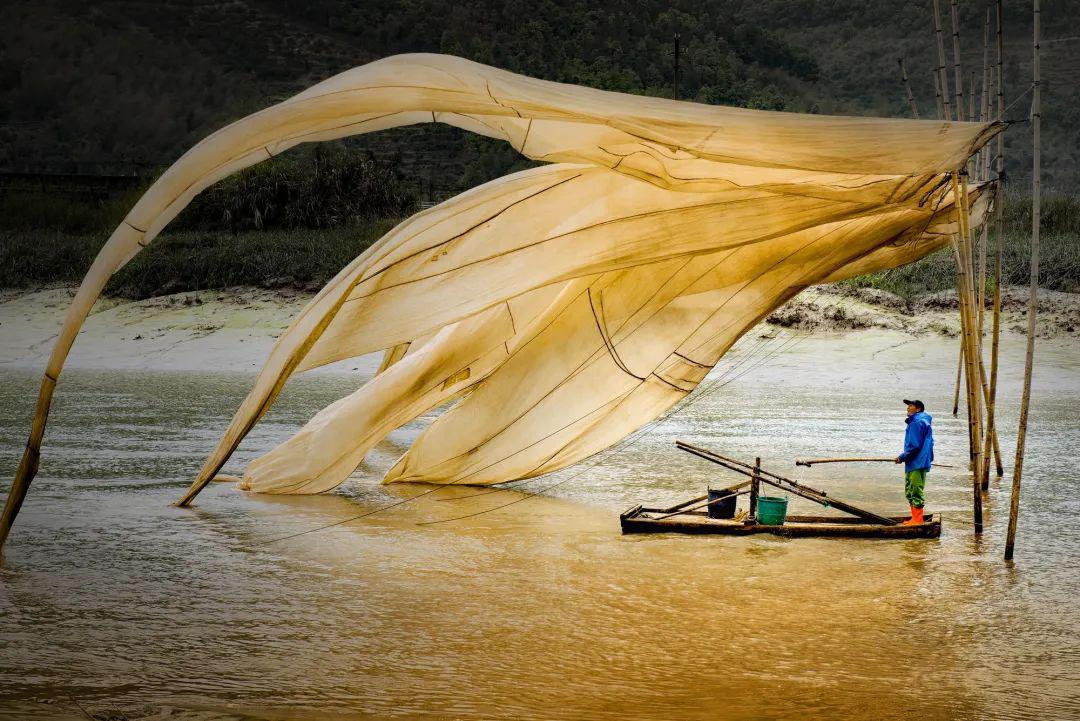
[903,399,925,410]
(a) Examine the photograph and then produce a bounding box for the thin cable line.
[434,333,782,502]
[254,485,448,545]
[420,333,807,525]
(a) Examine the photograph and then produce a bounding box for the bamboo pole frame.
[1005,0,1040,561]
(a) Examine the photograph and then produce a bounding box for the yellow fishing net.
[2,54,999,532]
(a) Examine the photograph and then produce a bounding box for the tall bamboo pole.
[982,0,1006,485]
[934,71,945,120]
[975,11,993,489]
[899,58,920,118]
[936,0,963,423]
[960,178,986,467]
[980,9,992,172]
[952,346,963,416]
[951,173,984,532]
[672,32,680,100]
[1005,0,1040,561]
[933,0,954,120]
[950,0,965,119]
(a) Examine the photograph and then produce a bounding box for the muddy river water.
[1,332,1078,720]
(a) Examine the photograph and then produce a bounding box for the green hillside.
[3,0,1074,191]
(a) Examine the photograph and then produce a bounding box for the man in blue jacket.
[895,399,934,525]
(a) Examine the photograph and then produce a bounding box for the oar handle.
[795,457,958,470]
[796,457,896,467]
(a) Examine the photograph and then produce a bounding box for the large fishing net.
[3,54,999,526]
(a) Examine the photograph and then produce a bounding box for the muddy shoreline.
[1,284,1077,376]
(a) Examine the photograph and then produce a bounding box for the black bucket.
[707,488,738,519]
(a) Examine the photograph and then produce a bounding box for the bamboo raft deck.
[620,506,941,538]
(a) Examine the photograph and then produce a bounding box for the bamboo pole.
[1005,0,1040,561]
[899,58,920,118]
[936,0,963,424]
[969,70,977,128]
[672,32,680,101]
[933,0,954,120]
[976,14,989,332]
[974,10,992,489]
[982,0,1006,486]
[980,8,992,171]
[951,173,984,532]
[950,0,965,119]
[959,178,986,456]
[934,71,946,120]
[952,347,963,415]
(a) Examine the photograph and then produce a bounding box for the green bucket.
[756,496,789,525]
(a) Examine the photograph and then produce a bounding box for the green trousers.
[904,469,927,508]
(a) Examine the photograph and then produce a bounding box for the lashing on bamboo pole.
[1005,0,1040,561]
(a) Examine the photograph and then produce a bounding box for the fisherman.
[895,399,934,526]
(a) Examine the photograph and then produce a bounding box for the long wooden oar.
[795,457,957,469]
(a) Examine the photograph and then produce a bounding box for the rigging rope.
[434,331,785,502]
[419,332,808,526]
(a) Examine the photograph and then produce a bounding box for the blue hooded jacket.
[899,410,934,472]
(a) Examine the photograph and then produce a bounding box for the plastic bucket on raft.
[707,488,738,519]
[756,496,789,525]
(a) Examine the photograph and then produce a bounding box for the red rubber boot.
[903,506,924,526]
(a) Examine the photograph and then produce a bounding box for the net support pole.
[933,0,954,120]
[899,58,921,118]
[981,0,1007,487]
[952,346,963,416]
[952,173,984,533]
[950,0,965,119]
[1005,0,1041,561]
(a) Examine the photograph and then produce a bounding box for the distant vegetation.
[0,146,415,297]
[3,0,1075,190]
[0,0,1076,300]
[2,186,1077,300]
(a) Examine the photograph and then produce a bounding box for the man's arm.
[897,418,929,463]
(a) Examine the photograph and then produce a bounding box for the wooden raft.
[620,441,942,539]
[620,507,941,538]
